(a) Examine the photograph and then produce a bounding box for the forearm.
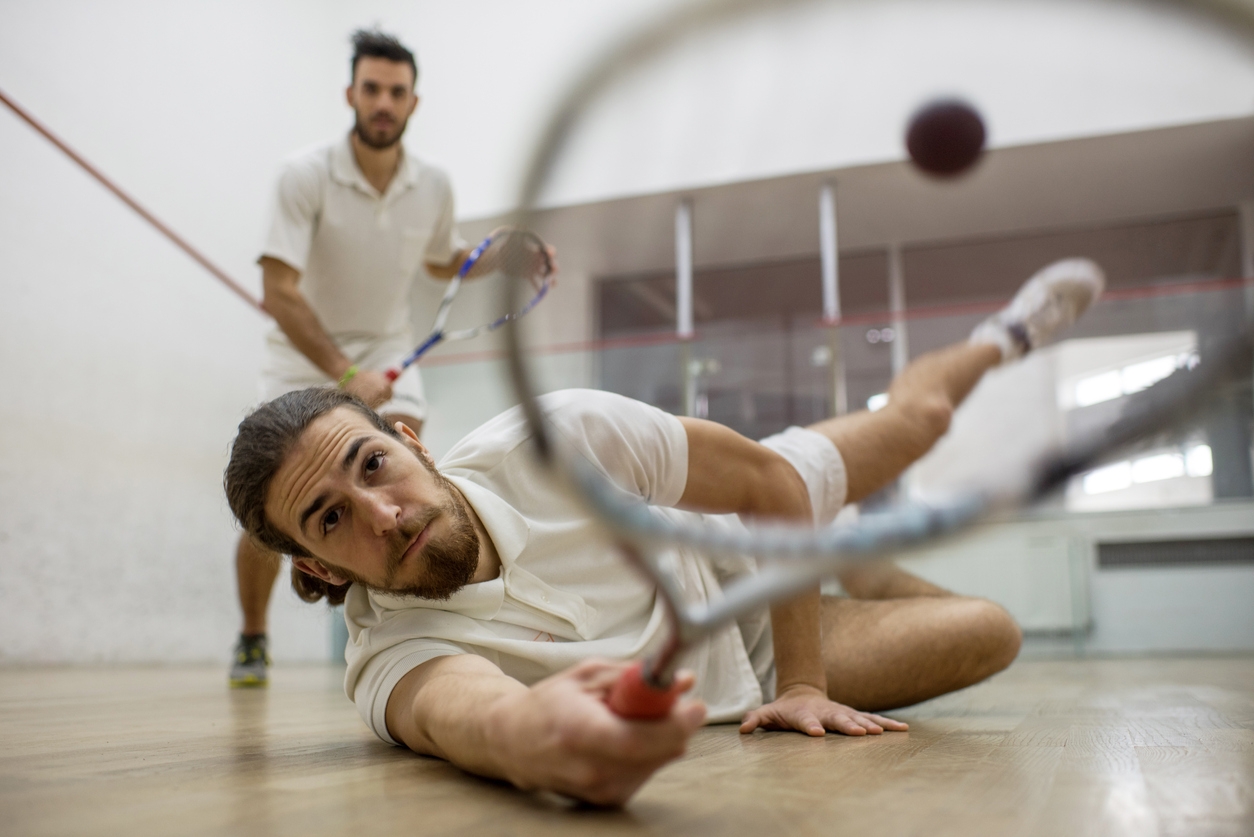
[387,656,703,805]
[388,655,526,781]
[770,588,827,694]
[264,286,353,380]
[672,417,825,693]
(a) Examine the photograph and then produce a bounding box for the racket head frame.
[387,230,554,379]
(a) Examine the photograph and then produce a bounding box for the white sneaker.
[971,258,1105,363]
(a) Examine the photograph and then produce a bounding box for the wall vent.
[1097,537,1254,569]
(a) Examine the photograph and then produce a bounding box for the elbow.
[891,395,953,458]
[747,458,811,524]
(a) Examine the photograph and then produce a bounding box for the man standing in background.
[231,28,471,686]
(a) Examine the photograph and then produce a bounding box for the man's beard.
[353,109,408,150]
[324,469,480,601]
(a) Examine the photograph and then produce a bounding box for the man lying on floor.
[224,258,1103,806]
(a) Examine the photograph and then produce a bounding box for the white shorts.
[259,333,428,421]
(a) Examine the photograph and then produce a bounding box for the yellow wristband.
[338,365,360,388]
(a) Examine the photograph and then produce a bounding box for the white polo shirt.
[260,135,466,357]
[342,390,849,743]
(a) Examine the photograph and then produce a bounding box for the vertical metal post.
[1239,200,1254,462]
[820,183,848,415]
[820,184,840,324]
[1240,200,1254,317]
[676,199,696,416]
[888,242,909,376]
[887,242,912,498]
[676,199,694,341]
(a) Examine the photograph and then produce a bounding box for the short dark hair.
[223,387,400,605]
[350,28,418,87]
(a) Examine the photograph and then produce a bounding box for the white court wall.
[0,0,673,664]
[3,0,1254,663]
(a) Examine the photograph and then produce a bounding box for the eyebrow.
[297,435,375,537]
[299,493,329,538]
[342,436,372,472]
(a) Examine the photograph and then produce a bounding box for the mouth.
[401,519,434,565]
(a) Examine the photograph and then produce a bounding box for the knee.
[965,599,1022,675]
[890,394,953,452]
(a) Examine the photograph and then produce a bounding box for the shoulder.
[540,389,675,441]
[273,140,336,191]
[439,390,683,476]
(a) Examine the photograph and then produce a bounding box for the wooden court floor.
[1,656,1251,837]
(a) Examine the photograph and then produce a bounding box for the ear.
[395,420,426,450]
[405,94,420,118]
[345,84,356,109]
[292,557,350,587]
[395,420,436,467]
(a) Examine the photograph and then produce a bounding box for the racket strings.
[464,230,552,293]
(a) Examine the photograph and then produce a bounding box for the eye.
[364,451,385,475]
[321,507,342,536]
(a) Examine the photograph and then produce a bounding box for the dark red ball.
[905,98,986,177]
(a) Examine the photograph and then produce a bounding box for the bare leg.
[808,341,1002,503]
[237,535,280,635]
[821,596,1021,711]
[838,561,952,600]
[804,342,1018,706]
[806,341,1001,599]
[803,266,1106,709]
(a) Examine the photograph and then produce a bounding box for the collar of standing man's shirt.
[330,133,419,201]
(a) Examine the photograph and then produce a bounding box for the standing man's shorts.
[259,334,428,420]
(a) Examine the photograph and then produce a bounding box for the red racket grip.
[607,661,681,720]
[384,367,400,382]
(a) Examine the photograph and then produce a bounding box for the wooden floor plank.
[1,657,1251,836]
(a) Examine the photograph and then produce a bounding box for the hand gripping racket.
[385,229,554,381]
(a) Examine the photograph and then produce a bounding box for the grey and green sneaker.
[229,634,269,688]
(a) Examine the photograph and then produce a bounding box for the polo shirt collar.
[329,133,419,200]
[444,475,531,571]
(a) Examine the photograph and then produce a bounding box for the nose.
[360,492,401,537]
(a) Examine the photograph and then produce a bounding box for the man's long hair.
[224,387,400,606]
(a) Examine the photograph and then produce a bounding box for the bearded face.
[352,103,409,150]
[320,464,480,601]
[347,56,418,151]
[266,406,485,603]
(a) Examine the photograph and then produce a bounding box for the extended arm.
[384,653,704,806]
[676,417,906,736]
[260,256,393,407]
